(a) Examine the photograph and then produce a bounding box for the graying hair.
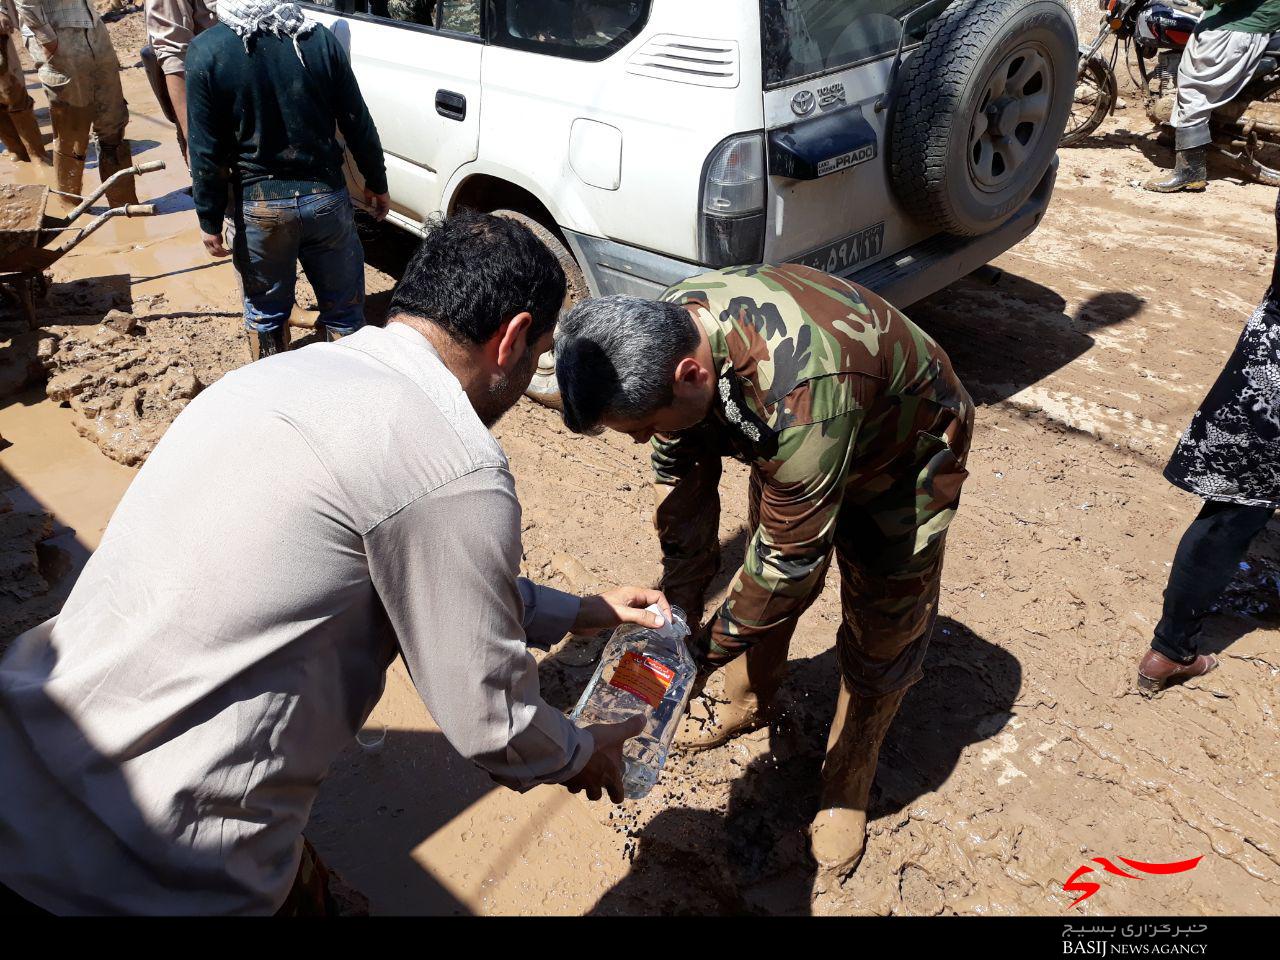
[555,295,700,434]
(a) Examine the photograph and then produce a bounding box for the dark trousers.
[1153,499,1275,662]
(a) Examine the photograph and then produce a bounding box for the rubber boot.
[676,637,787,751]
[1144,146,1208,193]
[0,111,29,161]
[53,149,85,213]
[97,138,139,208]
[808,681,909,878]
[11,109,50,164]
[49,103,91,215]
[246,325,290,361]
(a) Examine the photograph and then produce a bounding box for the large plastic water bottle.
[570,604,695,799]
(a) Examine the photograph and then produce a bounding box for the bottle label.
[608,652,675,709]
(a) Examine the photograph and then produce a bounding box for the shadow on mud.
[1062,126,1253,187]
[589,616,1022,916]
[355,212,420,326]
[911,274,1145,406]
[308,729,492,915]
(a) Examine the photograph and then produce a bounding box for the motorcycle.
[1061,0,1280,185]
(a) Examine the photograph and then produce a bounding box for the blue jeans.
[230,188,365,335]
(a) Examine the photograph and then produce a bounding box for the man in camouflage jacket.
[554,264,974,875]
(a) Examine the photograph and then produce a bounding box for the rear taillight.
[698,132,766,268]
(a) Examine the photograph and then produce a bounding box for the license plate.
[790,222,885,274]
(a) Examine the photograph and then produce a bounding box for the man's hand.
[202,231,229,258]
[562,715,645,802]
[573,586,672,635]
[364,189,390,221]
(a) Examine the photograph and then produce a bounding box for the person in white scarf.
[217,0,313,59]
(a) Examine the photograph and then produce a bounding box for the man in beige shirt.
[0,211,659,915]
[0,0,47,162]
[143,0,215,161]
[15,0,137,206]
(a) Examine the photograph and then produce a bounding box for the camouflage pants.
[664,405,972,697]
[830,410,971,695]
[1,32,32,113]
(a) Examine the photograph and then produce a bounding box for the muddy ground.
[1,9,1278,916]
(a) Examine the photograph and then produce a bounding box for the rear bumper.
[847,157,1059,307]
[562,155,1059,306]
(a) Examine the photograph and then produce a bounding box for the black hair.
[388,210,566,345]
[555,296,700,434]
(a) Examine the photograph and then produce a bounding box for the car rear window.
[488,0,651,60]
[761,0,943,88]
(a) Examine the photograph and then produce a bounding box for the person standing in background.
[186,0,390,358]
[0,0,49,164]
[1144,0,1280,192]
[143,0,216,164]
[14,0,138,206]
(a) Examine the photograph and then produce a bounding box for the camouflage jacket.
[652,264,972,668]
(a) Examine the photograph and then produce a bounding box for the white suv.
[304,0,1076,392]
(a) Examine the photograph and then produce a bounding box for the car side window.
[440,0,482,34]
[351,0,430,25]
[488,0,650,61]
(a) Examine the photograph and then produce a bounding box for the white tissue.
[645,603,688,640]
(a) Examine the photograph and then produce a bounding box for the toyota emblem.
[791,90,816,117]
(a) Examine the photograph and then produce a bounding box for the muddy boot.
[1136,648,1219,697]
[809,681,908,878]
[49,103,91,214]
[97,139,139,208]
[676,640,784,751]
[11,109,50,165]
[1144,147,1208,193]
[0,112,31,162]
[246,325,290,361]
[53,149,85,213]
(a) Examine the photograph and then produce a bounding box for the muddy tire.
[890,0,1077,236]
[491,209,587,411]
[1060,55,1115,147]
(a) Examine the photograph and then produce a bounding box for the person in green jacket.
[1146,0,1280,192]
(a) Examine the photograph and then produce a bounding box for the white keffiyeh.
[218,0,316,61]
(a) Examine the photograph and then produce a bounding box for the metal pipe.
[63,160,167,224]
[55,203,158,256]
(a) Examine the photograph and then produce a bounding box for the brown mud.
[1,9,1277,915]
[39,311,245,466]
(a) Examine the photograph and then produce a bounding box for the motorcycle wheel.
[1214,74,1280,187]
[1061,57,1115,147]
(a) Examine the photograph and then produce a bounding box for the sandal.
[1137,648,1219,696]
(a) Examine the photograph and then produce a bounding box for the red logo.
[1064,855,1203,908]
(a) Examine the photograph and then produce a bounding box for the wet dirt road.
[1,8,1277,916]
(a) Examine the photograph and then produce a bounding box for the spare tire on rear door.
[889,0,1076,237]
